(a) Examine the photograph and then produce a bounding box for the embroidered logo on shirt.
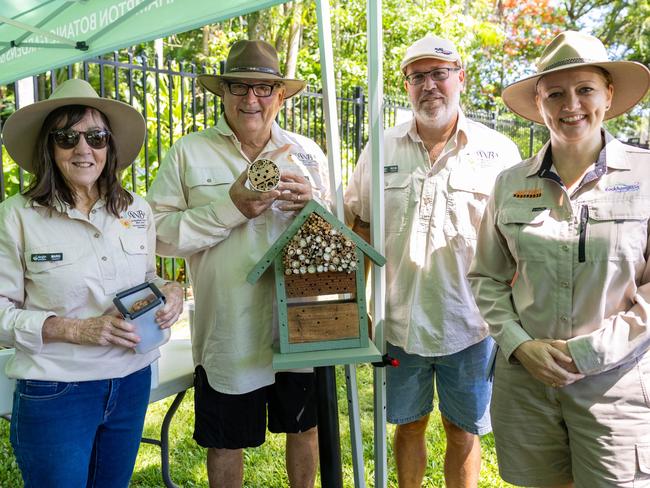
[474,150,498,160]
[384,165,398,173]
[291,152,318,166]
[31,253,63,262]
[120,210,147,229]
[513,189,542,199]
[604,182,640,193]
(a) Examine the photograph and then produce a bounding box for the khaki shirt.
[146,117,330,394]
[345,111,521,356]
[469,134,650,375]
[0,192,162,381]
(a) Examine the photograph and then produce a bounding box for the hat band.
[227,66,283,77]
[542,57,600,72]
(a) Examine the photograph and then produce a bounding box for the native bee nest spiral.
[283,214,357,275]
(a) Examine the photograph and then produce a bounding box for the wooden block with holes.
[247,200,386,355]
[288,302,359,343]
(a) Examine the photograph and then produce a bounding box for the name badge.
[31,253,63,262]
[384,165,398,173]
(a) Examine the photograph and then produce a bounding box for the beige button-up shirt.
[146,117,329,394]
[469,134,650,375]
[0,192,161,381]
[345,111,521,356]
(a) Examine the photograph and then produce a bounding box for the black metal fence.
[0,52,546,282]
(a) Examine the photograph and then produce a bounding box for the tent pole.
[315,1,365,487]
[367,0,387,487]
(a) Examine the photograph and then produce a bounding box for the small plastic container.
[113,282,170,354]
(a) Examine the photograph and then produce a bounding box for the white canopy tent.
[0,0,387,485]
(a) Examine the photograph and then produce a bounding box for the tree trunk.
[247,11,260,40]
[285,2,303,78]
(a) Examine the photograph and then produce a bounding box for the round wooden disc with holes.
[248,158,280,192]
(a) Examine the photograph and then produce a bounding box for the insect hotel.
[247,200,385,356]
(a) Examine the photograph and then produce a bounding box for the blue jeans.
[386,339,494,435]
[10,365,151,488]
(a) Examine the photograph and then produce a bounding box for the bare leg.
[286,427,319,488]
[441,415,480,488]
[394,414,430,488]
[207,447,243,488]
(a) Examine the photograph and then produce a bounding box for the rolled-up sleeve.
[568,237,650,375]
[468,181,531,361]
[0,207,52,352]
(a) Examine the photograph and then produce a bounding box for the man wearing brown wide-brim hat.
[147,39,329,488]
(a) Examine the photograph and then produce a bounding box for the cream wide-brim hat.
[2,78,145,173]
[502,31,650,124]
[197,39,305,99]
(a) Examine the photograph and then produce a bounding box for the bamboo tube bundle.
[282,213,357,275]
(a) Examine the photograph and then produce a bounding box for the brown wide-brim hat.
[197,39,306,99]
[2,78,145,173]
[502,31,650,124]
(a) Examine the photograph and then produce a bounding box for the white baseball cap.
[400,35,462,73]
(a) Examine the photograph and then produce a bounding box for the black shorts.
[193,365,318,449]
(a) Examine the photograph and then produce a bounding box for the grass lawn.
[0,321,515,487]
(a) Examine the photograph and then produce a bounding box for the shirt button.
[560,281,569,288]
[560,315,569,322]
[140,245,145,250]
[101,256,107,261]
[94,232,100,238]
[561,245,569,251]
[207,178,212,183]
[91,209,97,214]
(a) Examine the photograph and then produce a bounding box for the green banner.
[0,0,287,85]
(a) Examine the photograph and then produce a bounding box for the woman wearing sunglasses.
[0,78,183,487]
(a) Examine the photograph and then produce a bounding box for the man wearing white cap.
[345,36,520,487]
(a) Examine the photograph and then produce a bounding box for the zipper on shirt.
[578,205,589,263]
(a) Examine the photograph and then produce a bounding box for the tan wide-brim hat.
[2,78,145,173]
[197,39,306,99]
[502,30,650,124]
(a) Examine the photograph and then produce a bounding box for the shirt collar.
[27,196,106,216]
[395,108,468,150]
[530,129,620,183]
[215,116,288,154]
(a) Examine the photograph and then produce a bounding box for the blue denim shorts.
[386,338,494,435]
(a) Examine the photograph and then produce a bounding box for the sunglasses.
[50,128,111,150]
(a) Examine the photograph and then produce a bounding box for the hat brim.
[2,96,145,173]
[502,61,650,124]
[197,73,306,99]
[400,54,462,72]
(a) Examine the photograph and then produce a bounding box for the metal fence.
[0,52,546,281]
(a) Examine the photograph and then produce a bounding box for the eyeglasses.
[405,67,461,85]
[50,128,111,150]
[227,82,279,97]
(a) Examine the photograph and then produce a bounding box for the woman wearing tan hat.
[468,31,650,486]
[0,78,183,487]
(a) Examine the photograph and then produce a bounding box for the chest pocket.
[447,169,494,239]
[497,207,555,262]
[586,199,649,262]
[185,167,233,208]
[24,243,86,309]
[119,232,149,287]
[384,173,413,234]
